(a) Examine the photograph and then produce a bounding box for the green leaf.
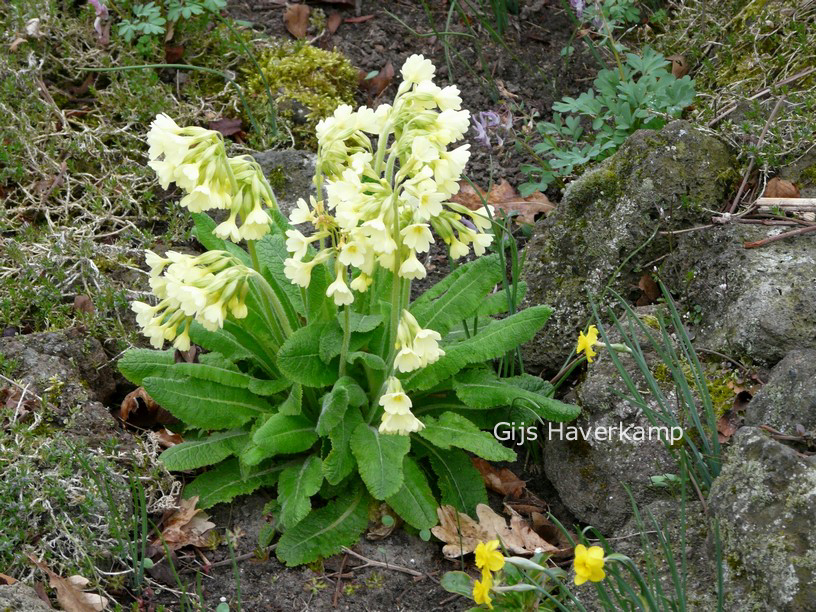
[339,312,383,334]
[347,352,386,371]
[277,323,337,387]
[160,430,249,471]
[278,455,323,529]
[453,368,579,423]
[318,319,344,363]
[323,408,363,485]
[403,305,553,391]
[386,457,438,530]
[411,255,502,335]
[255,233,305,316]
[440,571,473,598]
[422,443,487,516]
[476,282,527,317]
[191,212,225,252]
[350,424,409,500]
[276,482,369,567]
[118,349,175,385]
[306,259,335,322]
[143,376,274,430]
[248,378,292,396]
[418,412,516,462]
[184,459,283,509]
[278,384,303,416]
[253,414,318,456]
[188,322,253,362]
[315,383,349,436]
[334,376,368,407]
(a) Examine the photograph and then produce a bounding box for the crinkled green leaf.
[422,443,487,516]
[253,414,318,456]
[350,424,409,500]
[315,382,349,436]
[323,408,363,485]
[160,430,249,471]
[278,455,323,529]
[276,482,369,567]
[277,322,337,387]
[184,459,284,509]
[386,457,438,530]
[143,376,274,430]
[418,412,516,462]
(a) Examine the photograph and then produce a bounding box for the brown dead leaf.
[366,502,400,540]
[361,61,395,100]
[636,273,660,306]
[174,344,200,364]
[9,37,27,52]
[209,118,243,139]
[345,14,375,23]
[763,177,800,199]
[0,573,17,585]
[667,55,689,78]
[154,428,183,448]
[327,12,343,34]
[73,294,95,315]
[154,497,216,551]
[120,387,176,427]
[451,179,554,225]
[0,385,39,420]
[531,512,574,560]
[284,4,311,39]
[431,504,563,558]
[27,555,108,611]
[717,410,741,444]
[164,44,185,64]
[471,457,526,497]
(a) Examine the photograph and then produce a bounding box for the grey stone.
[709,427,816,611]
[0,328,116,407]
[522,121,734,374]
[543,321,677,533]
[662,224,816,366]
[252,149,317,220]
[745,349,816,435]
[0,582,53,611]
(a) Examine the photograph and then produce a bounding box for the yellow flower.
[472,570,493,609]
[576,325,600,363]
[474,540,505,574]
[573,544,606,585]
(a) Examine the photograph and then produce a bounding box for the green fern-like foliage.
[245,42,358,148]
[520,47,695,195]
[118,213,580,567]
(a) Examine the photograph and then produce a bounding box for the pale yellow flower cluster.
[394,310,443,373]
[283,54,495,306]
[378,376,424,435]
[131,250,254,350]
[147,113,277,242]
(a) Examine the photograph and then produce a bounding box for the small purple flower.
[570,0,585,19]
[88,0,108,38]
[472,111,504,150]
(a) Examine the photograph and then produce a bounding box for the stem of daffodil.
[339,303,351,378]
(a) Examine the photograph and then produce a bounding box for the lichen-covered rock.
[544,321,678,532]
[0,582,53,611]
[709,427,816,611]
[0,328,116,407]
[253,149,316,221]
[745,349,816,435]
[522,121,734,373]
[662,224,816,366]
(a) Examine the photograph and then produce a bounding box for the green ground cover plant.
[118,55,580,567]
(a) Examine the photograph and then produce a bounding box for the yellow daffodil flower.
[474,540,505,574]
[472,570,494,609]
[576,325,600,363]
[573,544,606,585]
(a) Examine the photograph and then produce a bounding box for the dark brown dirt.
[228,0,597,191]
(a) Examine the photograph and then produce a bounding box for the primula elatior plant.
[119,55,580,567]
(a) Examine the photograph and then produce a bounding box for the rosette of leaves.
[119,211,579,566]
[520,47,695,194]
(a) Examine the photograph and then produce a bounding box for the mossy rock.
[522,121,734,373]
[710,427,816,610]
